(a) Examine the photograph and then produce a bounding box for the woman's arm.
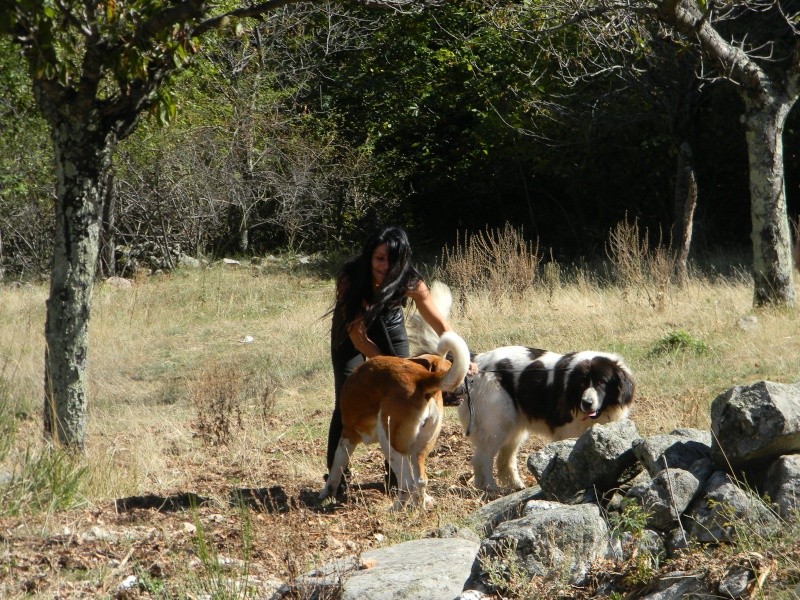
[408,280,451,337]
[346,316,383,358]
[337,276,383,358]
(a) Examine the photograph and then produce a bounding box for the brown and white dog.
[319,331,470,510]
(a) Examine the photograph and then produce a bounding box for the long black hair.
[331,226,422,345]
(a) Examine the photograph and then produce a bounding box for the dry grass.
[437,223,542,297]
[1,244,800,598]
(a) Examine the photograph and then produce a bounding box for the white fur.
[405,282,634,494]
[407,280,452,356]
[459,346,632,491]
[437,331,470,392]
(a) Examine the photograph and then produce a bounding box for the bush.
[606,217,676,311]
[650,329,709,356]
[437,223,541,296]
[0,446,87,517]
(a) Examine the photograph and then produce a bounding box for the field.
[2,247,800,598]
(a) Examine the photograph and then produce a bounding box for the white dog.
[407,282,635,492]
[460,345,634,490]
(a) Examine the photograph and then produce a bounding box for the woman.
[325,226,473,488]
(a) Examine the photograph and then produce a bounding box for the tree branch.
[658,0,766,91]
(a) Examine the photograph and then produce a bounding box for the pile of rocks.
[281,380,800,600]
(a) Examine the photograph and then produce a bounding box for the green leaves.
[153,87,177,126]
[650,330,710,356]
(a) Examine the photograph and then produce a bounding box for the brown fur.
[320,332,469,510]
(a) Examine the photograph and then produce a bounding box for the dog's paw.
[474,480,503,496]
[421,494,435,510]
[472,477,497,492]
[497,478,526,491]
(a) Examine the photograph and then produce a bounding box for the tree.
[311,1,572,240]
[0,0,407,450]
[108,5,389,263]
[656,0,799,306]
[520,0,799,305]
[475,1,707,265]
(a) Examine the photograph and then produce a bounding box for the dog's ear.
[614,363,636,404]
[409,354,449,373]
[409,355,436,372]
[558,359,589,420]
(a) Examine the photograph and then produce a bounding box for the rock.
[762,453,800,519]
[633,429,712,477]
[638,571,709,599]
[628,467,704,531]
[710,381,800,473]
[295,537,479,600]
[736,316,758,331]
[467,486,544,537]
[466,502,608,591]
[105,276,133,288]
[526,439,584,503]
[177,254,201,269]
[718,567,752,599]
[684,471,779,543]
[527,420,640,503]
[568,419,641,490]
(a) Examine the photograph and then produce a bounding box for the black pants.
[326,318,410,471]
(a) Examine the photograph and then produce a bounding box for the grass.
[1,227,800,597]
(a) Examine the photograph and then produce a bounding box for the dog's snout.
[581,387,600,412]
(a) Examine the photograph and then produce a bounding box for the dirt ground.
[3,416,798,599]
[0,421,504,599]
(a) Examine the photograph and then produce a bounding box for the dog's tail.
[407,280,452,355]
[435,331,470,392]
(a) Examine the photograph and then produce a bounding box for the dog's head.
[565,354,635,420]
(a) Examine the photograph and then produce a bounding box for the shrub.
[437,223,541,296]
[606,217,676,311]
[0,376,15,462]
[0,446,87,517]
[650,329,709,356]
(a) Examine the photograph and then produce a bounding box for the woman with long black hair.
[325,226,474,490]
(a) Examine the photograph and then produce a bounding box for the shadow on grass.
[230,486,297,512]
[115,491,212,512]
[114,480,390,515]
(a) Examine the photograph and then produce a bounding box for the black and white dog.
[407,282,635,492]
[461,346,634,491]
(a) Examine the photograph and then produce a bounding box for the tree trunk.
[741,94,795,307]
[673,140,697,286]
[43,119,115,449]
